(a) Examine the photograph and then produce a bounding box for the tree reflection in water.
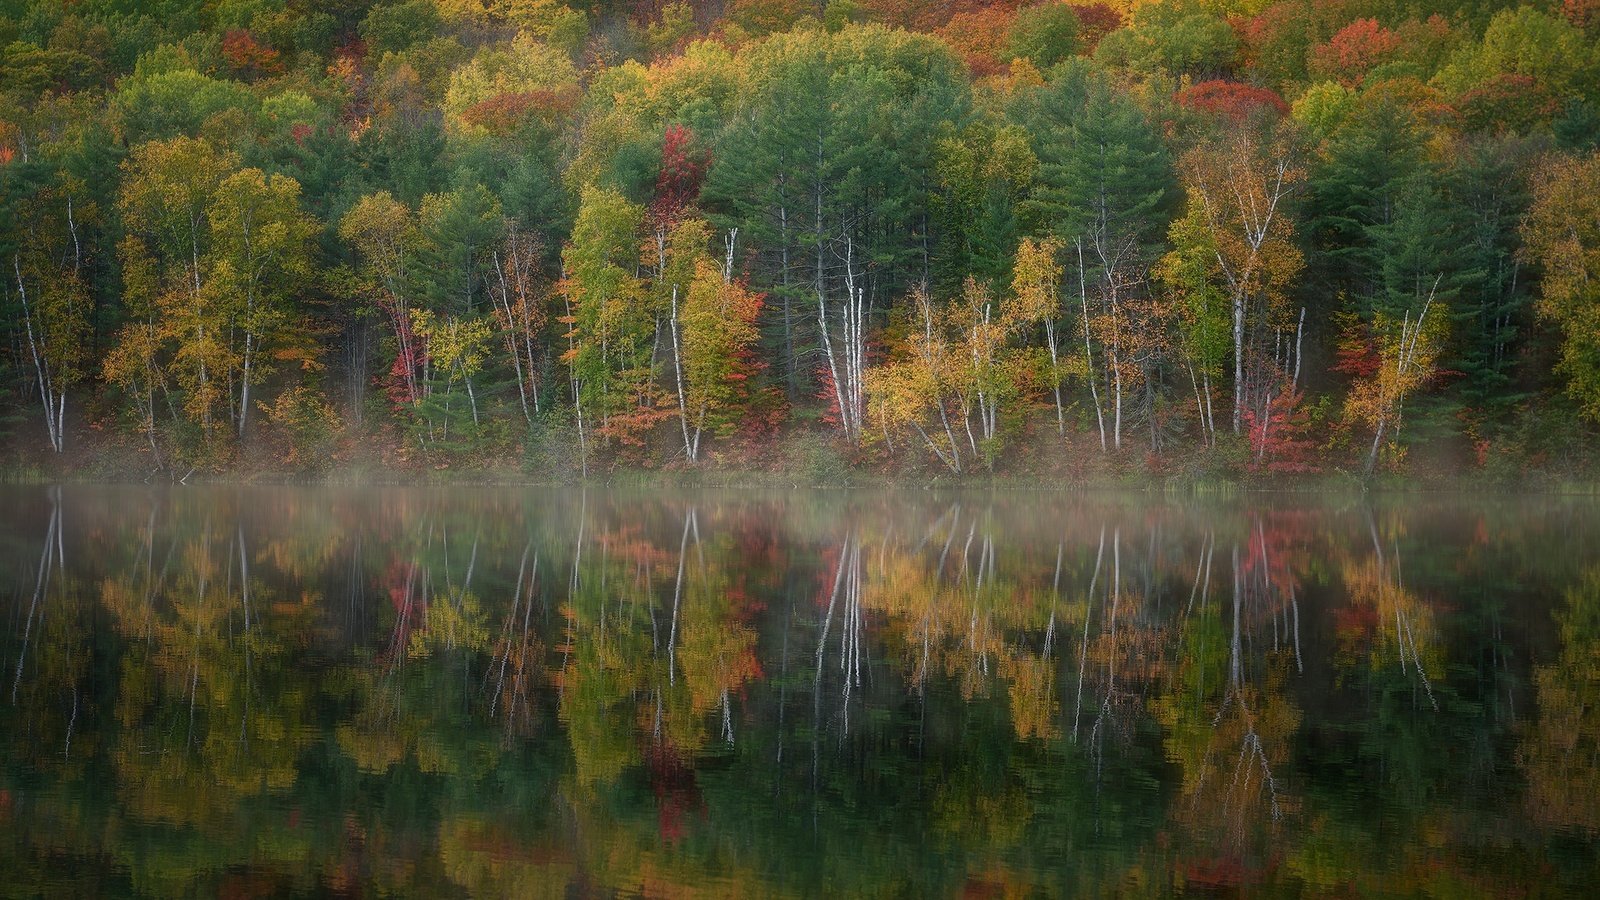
[0,486,1596,895]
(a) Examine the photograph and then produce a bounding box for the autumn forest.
[3,0,1600,482]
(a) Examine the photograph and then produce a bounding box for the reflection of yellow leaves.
[336,722,408,773]
[1002,652,1058,741]
[934,784,1029,850]
[409,591,490,658]
[1338,554,1443,680]
[1523,570,1600,832]
[677,619,759,714]
[439,817,575,898]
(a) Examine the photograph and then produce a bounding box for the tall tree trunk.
[14,258,63,453]
[1077,241,1107,453]
[669,285,695,463]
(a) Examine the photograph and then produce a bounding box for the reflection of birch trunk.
[1073,525,1106,743]
[1090,528,1121,773]
[12,491,62,702]
[1204,544,1282,824]
[668,508,692,686]
[1366,510,1437,709]
[238,524,254,745]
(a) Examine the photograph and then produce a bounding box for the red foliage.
[1309,17,1400,87]
[1071,3,1123,54]
[334,34,368,64]
[1564,0,1600,29]
[1332,320,1380,379]
[1240,2,1305,61]
[936,6,1017,77]
[1242,387,1320,474]
[1455,74,1561,134]
[459,88,577,134]
[1175,80,1289,122]
[652,124,710,226]
[221,29,283,76]
[376,298,427,409]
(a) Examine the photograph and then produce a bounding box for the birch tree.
[1167,130,1303,436]
[206,169,317,440]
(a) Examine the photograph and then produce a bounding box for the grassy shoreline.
[6,454,1600,497]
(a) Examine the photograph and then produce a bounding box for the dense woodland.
[2,0,1599,481]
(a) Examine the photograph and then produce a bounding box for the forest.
[2,0,1599,482]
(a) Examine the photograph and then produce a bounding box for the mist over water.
[2,486,1598,896]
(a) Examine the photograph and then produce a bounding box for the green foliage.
[1006,2,1080,70]
[109,67,258,144]
[1094,9,1238,77]
[1433,8,1599,105]
[1018,61,1172,247]
[360,0,441,56]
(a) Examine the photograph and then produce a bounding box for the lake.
[1,486,1597,896]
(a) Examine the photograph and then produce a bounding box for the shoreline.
[6,460,1600,497]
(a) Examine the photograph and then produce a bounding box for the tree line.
[3,0,1599,478]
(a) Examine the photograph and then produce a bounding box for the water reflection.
[1,487,1597,895]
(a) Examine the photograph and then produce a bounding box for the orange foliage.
[1070,2,1122,54]
[1455,74,1561,134]
[1176,80,1289,121]
[1309,17,1400,87]
[459,88,579,134]
[937,6,1018,76]
[1564,0,1600,29]
[221,29,283,76]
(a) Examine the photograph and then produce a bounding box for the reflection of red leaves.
[1335,601,1378,638]
[379,561,425,662]
[1182,853,1274,889]
[646,742,703,846]
[815,544,843,609]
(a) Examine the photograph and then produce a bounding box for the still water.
[2,486,1598,896]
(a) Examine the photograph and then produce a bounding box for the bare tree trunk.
[14,258,64,453]
[493,251,532,425]
[1045,318,1064,437]
[1077,241,1107,453]
[1232,290,1245,434]
[669,285,695,463]
[1292,306,1305,390]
